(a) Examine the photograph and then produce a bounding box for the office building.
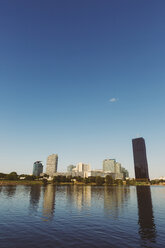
[103,159,116,173]
[77,162,91,173]
[132,137,149,180]
[69,162,91,178]
[46,154,58,177]
[115,162,121,173]
[67,165,76,172]
[77,162,91,178]
[33,161,43,177]
[90,170,105,177]
[106,172,123,180]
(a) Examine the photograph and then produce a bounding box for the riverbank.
[0,180,43,185]
[0,180,159,186]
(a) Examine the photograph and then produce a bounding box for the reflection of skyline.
[43,185,56,220]
[136,186,156,245]
[0,186,3,193]
[104,186,130,218]
[67,186,130,214]
[3,185,16,197]
[66,185,91,210]
[29,185,41,212]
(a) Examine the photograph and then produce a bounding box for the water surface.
[0,185,165,248]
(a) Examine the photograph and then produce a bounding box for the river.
[0,185,164,248]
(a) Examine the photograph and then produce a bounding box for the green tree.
[96,176,104,186]
[105,175,114,185]
[43,174,49,178]
[84,177,89,184]
[66,176,72,182]
[126,179,136,186]
[6,172,18,180]
[53,175,71,183]
[42,178,48,185]
[126,179,130,185]
[115,179,123,185]
[53,176,61,183]
[88,176,96,183]
[25,175,36,180]
[0,173,7,179]
[74,176,83,182]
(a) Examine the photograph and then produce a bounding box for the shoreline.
[0,180,43,185]
[0,180,164,186]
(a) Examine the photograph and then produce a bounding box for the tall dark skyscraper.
[132,137,149,180]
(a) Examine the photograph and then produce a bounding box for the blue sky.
[0,0,165,178]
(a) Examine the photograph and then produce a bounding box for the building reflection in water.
[0,186,3,194]
[104,186,130,218]
[3,185,17,197]
[67,186,130,214]
[29,185,41,212]
[66,185,91,210]
[43,185,56,220]
[136,186,156,245]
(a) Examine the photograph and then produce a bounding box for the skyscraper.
[33,161,43,176]
[76,162,91,178]
[67,165,76,172]
[115,162,121,173]
[46,154,58,177]
[103,159,116,173]
[132,137,149,180]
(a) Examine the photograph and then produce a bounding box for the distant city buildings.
[32,153,129,180]
[69,162,91,178]
[103,159,116,173]
[90,169,105,177]
[102,159,126,180]
[115,163,121,174]
[67,165,76,172]
[33,161,43,176]
[132,137,149,180]
[46,154,58,177]
[65,159,128,180]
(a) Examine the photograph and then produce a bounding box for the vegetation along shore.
[0,172,164,186]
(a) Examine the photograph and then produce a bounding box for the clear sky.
[0,0,165,178]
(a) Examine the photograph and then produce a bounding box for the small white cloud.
[109,97,118,102]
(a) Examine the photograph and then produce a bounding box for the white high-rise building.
[115,162,121,173]
[46,154,58,177]
[71,162,91,178]
[77,162,91,173]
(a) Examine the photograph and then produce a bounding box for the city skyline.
[0,1,165,178]
[0,136,162,179]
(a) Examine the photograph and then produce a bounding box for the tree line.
[0,172,43,181]
[53,175,124,186]
[1,172,163,186]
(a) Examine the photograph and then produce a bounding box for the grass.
[0,180,43,185]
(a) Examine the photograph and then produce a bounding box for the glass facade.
[33,161,43,176]
[132,137,149,180]
[103,159,116,173]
